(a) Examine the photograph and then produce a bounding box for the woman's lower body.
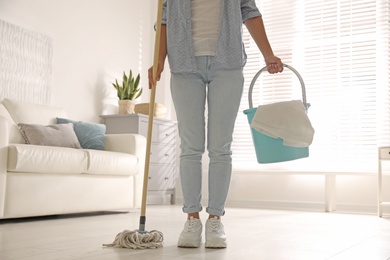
[170,56,244,248]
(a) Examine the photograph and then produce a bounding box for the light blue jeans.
[170,56,244,216]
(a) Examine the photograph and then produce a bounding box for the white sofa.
[0,98,146,219]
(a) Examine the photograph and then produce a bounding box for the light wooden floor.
[1,205,390,260]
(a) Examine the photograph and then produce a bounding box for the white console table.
[378,146,390,217]
[100,114,178,205]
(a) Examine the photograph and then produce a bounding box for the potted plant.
[112,70,143,114]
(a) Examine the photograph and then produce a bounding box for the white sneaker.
[205,217,227,248]
[177,217,202,248]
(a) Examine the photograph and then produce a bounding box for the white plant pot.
[118,100,136,114]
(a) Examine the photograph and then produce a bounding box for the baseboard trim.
[226,200,325,212]
[175,198,390,215]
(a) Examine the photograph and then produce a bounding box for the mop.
[103,0,164,249]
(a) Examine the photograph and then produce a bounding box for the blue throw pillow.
[56,117,106,150]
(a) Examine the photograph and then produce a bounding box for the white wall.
[174,168,390,215]
[0,0,172,122]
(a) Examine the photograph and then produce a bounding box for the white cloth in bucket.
[250,100,314,147]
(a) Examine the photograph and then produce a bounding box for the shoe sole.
[205,240,227,249]
[177,241,201,248]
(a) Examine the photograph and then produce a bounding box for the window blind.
[232,0,390,172]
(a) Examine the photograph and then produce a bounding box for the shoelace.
[208,219,223,233]
[184,218,199,232]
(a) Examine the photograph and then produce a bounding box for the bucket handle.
[248,64,307,109]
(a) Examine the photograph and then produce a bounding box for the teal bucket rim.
[243,108,256,115]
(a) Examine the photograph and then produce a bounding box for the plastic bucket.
[244,64,309,164]
[244,107,309,164]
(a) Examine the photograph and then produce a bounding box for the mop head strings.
[103,229,164,249]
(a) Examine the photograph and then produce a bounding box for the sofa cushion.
[7,144,138,176]
[1,98,67,125]
[8,144,88,174]
[56,118,106,150]
[18,123,81,149]
[85,149,138,176]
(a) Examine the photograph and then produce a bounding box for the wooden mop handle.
[140,0,164,221]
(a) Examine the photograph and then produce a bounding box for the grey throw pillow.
[18,123,81,149]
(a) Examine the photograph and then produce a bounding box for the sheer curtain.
[232,0,390,172]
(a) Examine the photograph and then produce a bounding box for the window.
[232,0,390,172]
